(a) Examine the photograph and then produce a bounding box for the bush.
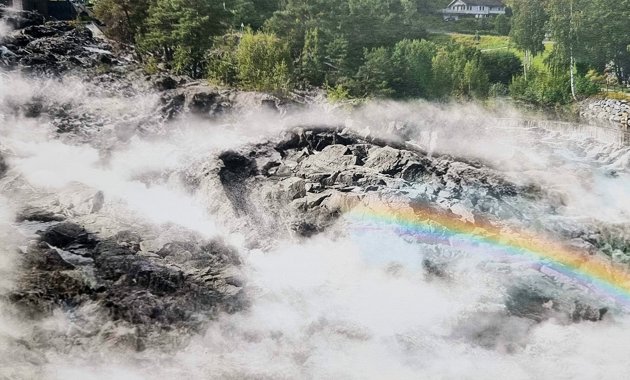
[353,47,396,98]
[509,69,572,105]
[575,75,601,97]
[489,82,509,97]
[235,30,292,93]
[494,14,510,36]
[391,39,437,97]
[326,83,351,102]
[481,50,522,85]
[142,56,160,75]
[206,32,240,86]
[463,59,490,98]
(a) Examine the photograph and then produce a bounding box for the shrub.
[353,47,396,98]
[143,56,160,75]
[235,30,292,93]
[326,83,351,102]
[509,68,572,105]
[489,82,509,97]
[463,59,490,98]
[206,32,240,86]
[575,75,601,97]
[391,39,437,98]
[481,50,522,85]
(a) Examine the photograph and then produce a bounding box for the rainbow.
[344,201,630,309]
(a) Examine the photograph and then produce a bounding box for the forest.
[93,0,630,104]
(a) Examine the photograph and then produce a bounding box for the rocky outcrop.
[159,83,288,120]
[1,9,627,361]
[0,5,44,29]
[11,217,244,346]
[188,125,544,246]
[0,16,121,74]
[580,98,630,128]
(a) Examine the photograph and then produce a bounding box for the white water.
[0,64,630,380]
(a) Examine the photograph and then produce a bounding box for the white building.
[441,0,506,20]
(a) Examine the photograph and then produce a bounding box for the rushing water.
[1,49,630,380]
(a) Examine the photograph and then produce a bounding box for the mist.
[1,66,630,380]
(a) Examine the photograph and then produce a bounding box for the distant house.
[441,0,506,20]
[6,0,76,20]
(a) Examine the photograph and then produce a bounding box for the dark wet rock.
[22,22,72,38]
[10,269,93,316]
[505,285,608,324]
[13,221,245,339]
[39,222,94,249]
[452,312,535,352]
[363,146,418,175]
[422,258,450,280]
[179,86,231,116]
[505,286,557,322]
[571,302,608,322]
[16,207,64,223]
[0,20,117,74]
[218,151,258,215]
[0,6,45,29]
[0,154,6,177]
[160,92,185,119]
[31,247,76,271]
[219,151,257,183]
[189,90,220,114]
[275,127,352,153]
[153,75,179,91]
[157,239,241,269]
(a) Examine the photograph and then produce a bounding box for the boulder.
[299,144,358,173]
[363,146,417,175]
[0,6,44,29]
[152,75,179,91]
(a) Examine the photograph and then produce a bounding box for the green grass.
[600,91,630,100]
[429,32,554,72]
[450,33,510,50]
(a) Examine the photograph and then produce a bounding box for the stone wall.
[579,98,630,130]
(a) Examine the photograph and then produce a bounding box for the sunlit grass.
[450,33,510,51]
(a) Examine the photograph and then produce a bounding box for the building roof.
[448,0,505,6]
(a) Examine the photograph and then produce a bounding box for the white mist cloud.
[1,70,630,379]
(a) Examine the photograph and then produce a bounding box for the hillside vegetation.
[92,0,629,105]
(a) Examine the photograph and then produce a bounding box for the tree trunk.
[570,47,577,100]
[524,50,529,81]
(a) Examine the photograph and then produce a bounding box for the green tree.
[510,0,548,79]
[390,39,436,97]
[229,0,280,30]
[93,0,150,43]
[510,69,572,105]
[236,30,292,92]
[139,0,231,77]
[481,50,522,84]
[354,47,396,97]
[431,49,455,99]
[265,0,428,87]
[429,45,486,99]
[494,14,510,36]
[463,59,490,98]
[207,32,240,86]
[300,28,325,85]
[546,0,630,83]
[324,35,351,84]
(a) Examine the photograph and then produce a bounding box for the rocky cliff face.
[1,8,630,379]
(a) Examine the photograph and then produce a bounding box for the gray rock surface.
[1,11,629,359]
